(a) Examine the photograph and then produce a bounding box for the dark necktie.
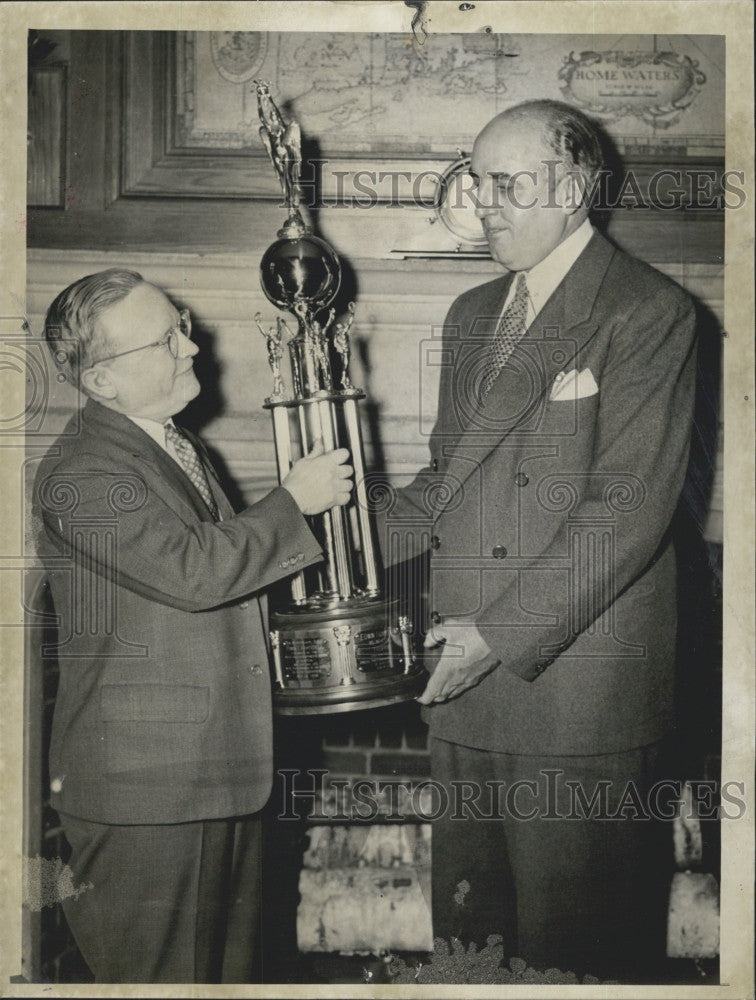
[480,272,529,401]
[164,423,220,520]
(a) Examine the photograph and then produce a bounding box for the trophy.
[253,82,426,715]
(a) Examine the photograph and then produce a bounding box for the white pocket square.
[549,367,599,401]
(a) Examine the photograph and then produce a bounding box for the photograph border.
[1,3,753,998]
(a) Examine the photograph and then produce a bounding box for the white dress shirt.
[501,218,594,326]
[127,414,182,466]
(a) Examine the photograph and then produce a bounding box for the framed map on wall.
[177,31,723,154]
[123,31,724,202]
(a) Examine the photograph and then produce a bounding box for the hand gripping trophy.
[253,82,425,714]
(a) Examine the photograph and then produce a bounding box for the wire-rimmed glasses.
[93,309,192,364]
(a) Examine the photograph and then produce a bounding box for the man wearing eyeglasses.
[33,268,352,983]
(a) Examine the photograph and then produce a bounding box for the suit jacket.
[383,231,697,755]
[34,398,322,824]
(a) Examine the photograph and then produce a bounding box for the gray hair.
[44,268,144,386]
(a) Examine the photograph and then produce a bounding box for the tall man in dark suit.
[381,101,697,979]
[34,269,353,982]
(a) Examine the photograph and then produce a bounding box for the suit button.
[250,663,263,676]
[240,601,249,609]
[431,611,443,625]
[514,473,529,487]
[430,535,441,550]
[50,777,63,794]
[492,545,507,559]
[431,458,439,472]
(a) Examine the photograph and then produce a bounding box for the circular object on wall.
[434,154,488,248]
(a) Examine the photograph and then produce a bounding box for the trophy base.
[274,671,428,716]
[270,594,427,716]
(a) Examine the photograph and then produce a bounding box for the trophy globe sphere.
[260,234,341,311]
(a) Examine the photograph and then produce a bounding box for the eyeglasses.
[93,309,192,364]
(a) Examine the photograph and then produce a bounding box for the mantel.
[28,201,723,267]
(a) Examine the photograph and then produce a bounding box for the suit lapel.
[81,400,223,523]
[440,273,514,444]
[439,232,616,506]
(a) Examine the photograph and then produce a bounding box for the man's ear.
[557,171,587,216]
[80,364,118,401]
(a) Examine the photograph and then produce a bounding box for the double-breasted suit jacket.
[384,231,697,756]
[35,398,322,825]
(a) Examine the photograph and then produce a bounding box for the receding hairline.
[473,110,548,161]
[476,104,569,144]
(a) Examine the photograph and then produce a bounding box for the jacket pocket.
[100,683,210,723]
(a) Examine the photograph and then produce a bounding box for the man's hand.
[282,439,353,515]
[417,619,500,704]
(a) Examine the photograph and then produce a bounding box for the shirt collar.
[521,218,594,316]
[126,414,175,451]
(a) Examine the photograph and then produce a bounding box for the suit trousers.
[429,737,669,982]
[59,811,263,983]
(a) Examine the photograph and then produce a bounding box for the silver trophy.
[253,82,425,714]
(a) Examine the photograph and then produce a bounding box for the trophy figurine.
[253,82,426,714]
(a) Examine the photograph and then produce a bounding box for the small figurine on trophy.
[254,311,290,400]
[254,79,304,236]
[333,302,356,392]
[294,301,335,392]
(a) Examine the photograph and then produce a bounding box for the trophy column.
[253,82,426,714]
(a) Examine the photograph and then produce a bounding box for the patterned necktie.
[164,423,220,520]
[480,272,529,401]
